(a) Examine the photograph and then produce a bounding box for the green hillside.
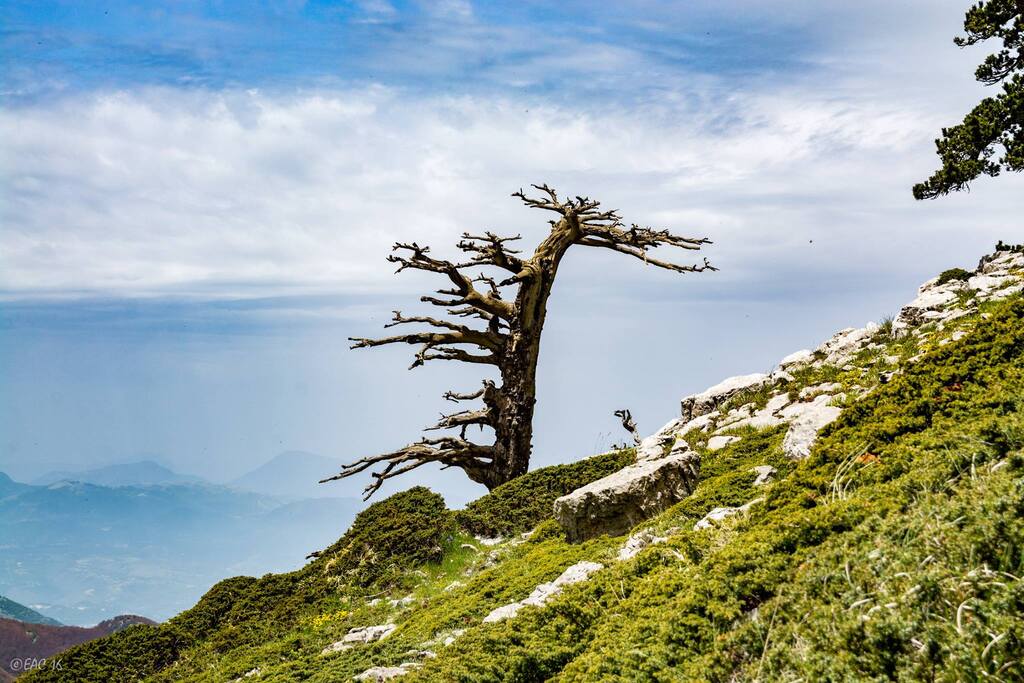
[0,596,61,627]
[22,275,1024,681]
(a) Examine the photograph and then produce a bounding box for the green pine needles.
[914,0,1024,198]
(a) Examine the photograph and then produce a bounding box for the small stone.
[616,529,668,561]
[475,536,503,546]
[693,498,763,531]
[751,465,776,486]
[798,382,841,400]
[442,629,465,646]
[354,664,420,681]
[321,623,397,654]
[706,435,741,451]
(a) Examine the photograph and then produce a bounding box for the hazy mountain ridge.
[0,471,359,626]
[31,461,203,488]
[228,451,346,499]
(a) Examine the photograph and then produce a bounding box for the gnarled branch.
[320,437,496,499]
[614,408,641,446]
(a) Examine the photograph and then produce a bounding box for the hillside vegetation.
[22,264,1024,682]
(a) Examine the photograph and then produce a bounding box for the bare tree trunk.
[322,186,715,499]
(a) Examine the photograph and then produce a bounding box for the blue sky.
[1,0,1021,504]
[3,1,819,98]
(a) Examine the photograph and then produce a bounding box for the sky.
[1,0,1021,506]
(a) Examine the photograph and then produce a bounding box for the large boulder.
[553,450,699,542]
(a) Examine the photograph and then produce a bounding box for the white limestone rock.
[706,435,741,451]
[553,450,700,542]
[778,348,813,369]
[799,382,841,400]
[439,629,466,647]
[616,529,669,561]
[781,395,842,460]
[321,623,397,654]
[693,497,764,531]
[636,413,721,462]
[986,281,1024,301]
[354,664,420,681]
[751,465,777,486]
[892,274,976,336]
[634,430,675,462]
[816,323,879,366]
[712,392,791,434]
[482,561,604,623]
[680,373,769,423]
[475,536,503,546]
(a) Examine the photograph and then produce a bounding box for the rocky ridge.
[553,247,1024,542]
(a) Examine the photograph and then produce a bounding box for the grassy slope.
[23,295,1024,682]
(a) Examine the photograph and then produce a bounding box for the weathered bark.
[322,184,715,499]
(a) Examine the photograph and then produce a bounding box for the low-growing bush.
[318,486,455,587]
[935,266,971,285]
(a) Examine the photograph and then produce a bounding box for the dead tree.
[614,409,642,446]
[323,184,715,499]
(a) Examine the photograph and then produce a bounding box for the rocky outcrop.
[553,247,1024,547]
[483,561,604,623]
[321,623,396,654]
[893,249,1024,337]
[780,394,843,460]
[553,451,699,542]
[680,373,769,423]
[354,664,420,681]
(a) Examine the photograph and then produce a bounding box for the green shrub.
[318,486,455,588]
[455,450,635,537]
[935,266,971,285]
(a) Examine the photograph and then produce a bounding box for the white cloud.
[0,51,1019,303]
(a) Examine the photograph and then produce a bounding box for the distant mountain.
[230,451,346,499]
[31,460,203,488]
[0,614,153,681]
[0,474,30,502]
[0,596,60,627]
[0,477,360,625]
